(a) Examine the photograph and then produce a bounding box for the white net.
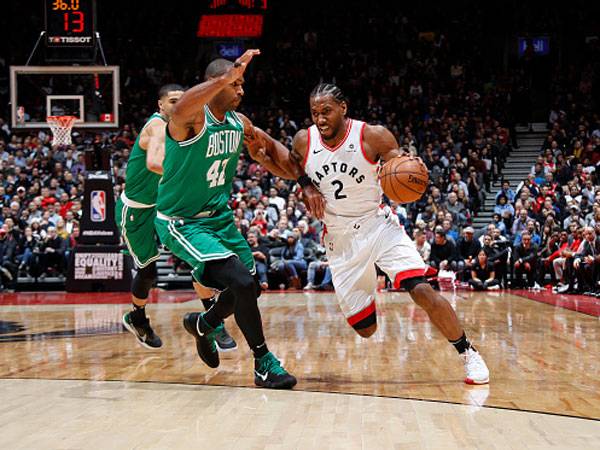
[47,115,77,147]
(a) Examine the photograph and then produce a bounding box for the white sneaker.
[303,282,315,291]
[533,282,542,291]
[557,284,570,294]
[461,348,490,385]
[487,284,500,290]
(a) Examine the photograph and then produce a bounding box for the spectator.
[442,217,459,243]
[0,228,17,290]
[247,231,270,291]
[430,228,459,272]
[537,231,561,287]
[495,180,516,203]
[413,229,431,263]
[494,194,514,217]
[573,227,600,295]
[276,232,306,289]
[514,219,541,247]
[38,226,67,278]
[268,187,286,212]
[511,209,530,240]
[488,228,511,288]
[456,226,481,279]
[563,206,586,229]
[512,232,538,288]
[250,208,269,236]
[489,213,507,235]
[469,250,500,291]
[304,256,333,291]
[554,228,583,293]
[17,226,39,276]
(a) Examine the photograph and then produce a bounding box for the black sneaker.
[122,311,162,349]
[215,326,237,352]
[254,352,297,389]
[182,312,221,368]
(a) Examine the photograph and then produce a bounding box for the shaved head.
[205,58,234,80]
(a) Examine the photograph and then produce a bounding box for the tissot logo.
[49,36,93,44]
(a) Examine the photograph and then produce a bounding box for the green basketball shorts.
[115,196,160,268]
[154,210,255,282]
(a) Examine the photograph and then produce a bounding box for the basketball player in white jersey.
[288,83,489,384]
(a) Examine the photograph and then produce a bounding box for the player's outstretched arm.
[169,49,260,141]
[142,120,167,175]
[237,116,325,219]
[238,114,295,178]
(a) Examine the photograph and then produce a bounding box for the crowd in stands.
[0,124,83,289]
[1,4,598,294]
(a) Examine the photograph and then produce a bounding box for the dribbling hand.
[222,49,261,83]
[396,150,424,166]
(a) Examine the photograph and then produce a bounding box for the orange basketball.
[379,155,429,204]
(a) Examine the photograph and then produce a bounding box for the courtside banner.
[66,245,132,292]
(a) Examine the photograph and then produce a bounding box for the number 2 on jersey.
[207,158,229,188]
[332,180,347,199]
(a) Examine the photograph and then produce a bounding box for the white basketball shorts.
[323,209,427,328]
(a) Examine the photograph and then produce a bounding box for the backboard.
[10,65,119,129]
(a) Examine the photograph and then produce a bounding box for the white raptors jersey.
[303,119,381,229]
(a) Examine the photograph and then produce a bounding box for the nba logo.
[91,191,106,222]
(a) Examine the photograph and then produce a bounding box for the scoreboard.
[197,0,268,39]
[45,0,96,47]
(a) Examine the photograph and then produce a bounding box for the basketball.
[378,155,429,203]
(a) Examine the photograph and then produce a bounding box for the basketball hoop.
[47,115,77,147]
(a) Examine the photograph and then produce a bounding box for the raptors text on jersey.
[303,119,381,229]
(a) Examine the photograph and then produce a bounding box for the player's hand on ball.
[302,184,325,220]
[223,49,261,83]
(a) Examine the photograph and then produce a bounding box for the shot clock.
[45,0,96,46]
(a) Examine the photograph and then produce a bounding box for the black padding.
[131,262,157,299]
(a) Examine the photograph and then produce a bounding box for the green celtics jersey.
[157,105,244,218]
[124,112,165,205]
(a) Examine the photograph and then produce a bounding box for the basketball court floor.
[1,289,599,449]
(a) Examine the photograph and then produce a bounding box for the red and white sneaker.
[461,348,489,385]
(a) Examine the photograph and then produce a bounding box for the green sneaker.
[122,311,162,349]
[182,312,222,368]
[215,326,238,352]
[254,352,297,389]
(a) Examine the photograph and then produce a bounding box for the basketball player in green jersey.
[117,84,237,351]
[155,50,322,388]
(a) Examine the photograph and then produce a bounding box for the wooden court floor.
[1,289,599,449]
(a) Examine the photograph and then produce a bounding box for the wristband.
[297,174,312,188]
